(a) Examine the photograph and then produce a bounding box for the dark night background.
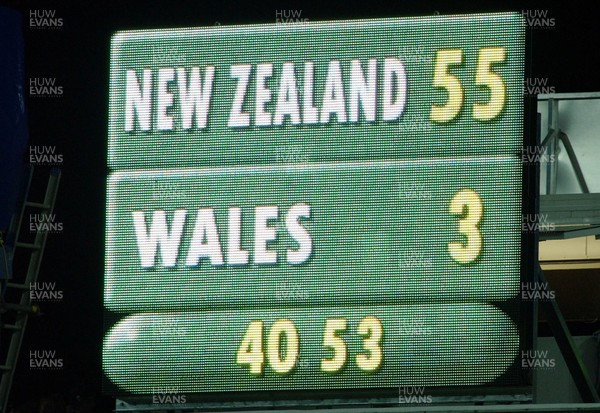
[0,0,599,410]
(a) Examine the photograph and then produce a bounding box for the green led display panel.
[104,13,526,397]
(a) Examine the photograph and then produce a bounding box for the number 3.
[356,316,383,372]
[448,189,483,264]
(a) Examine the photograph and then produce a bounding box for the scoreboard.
[103,13,526,399]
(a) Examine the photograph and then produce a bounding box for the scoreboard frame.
[103,11,537,408]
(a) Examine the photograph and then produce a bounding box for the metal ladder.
[0,166,61,412]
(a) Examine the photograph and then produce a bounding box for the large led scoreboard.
[103,13,528,403]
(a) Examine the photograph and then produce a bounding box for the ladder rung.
[2,303,39,313]
[6,282,29,290]
[24,201,51,209]
[0,323,21,331]
[0,365,12,371]
[15,242,41,250]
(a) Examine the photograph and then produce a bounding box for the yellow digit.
[448,189,483,264]
[321,318,347,373]
[430,49,464,123]
[236,320,264,375]
[356,316,383,372]
[267,319,299,374]
[473,47,506,121]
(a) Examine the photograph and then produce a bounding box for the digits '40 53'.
[236,316,383,375]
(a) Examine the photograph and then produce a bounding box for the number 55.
[430,47,506,122]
